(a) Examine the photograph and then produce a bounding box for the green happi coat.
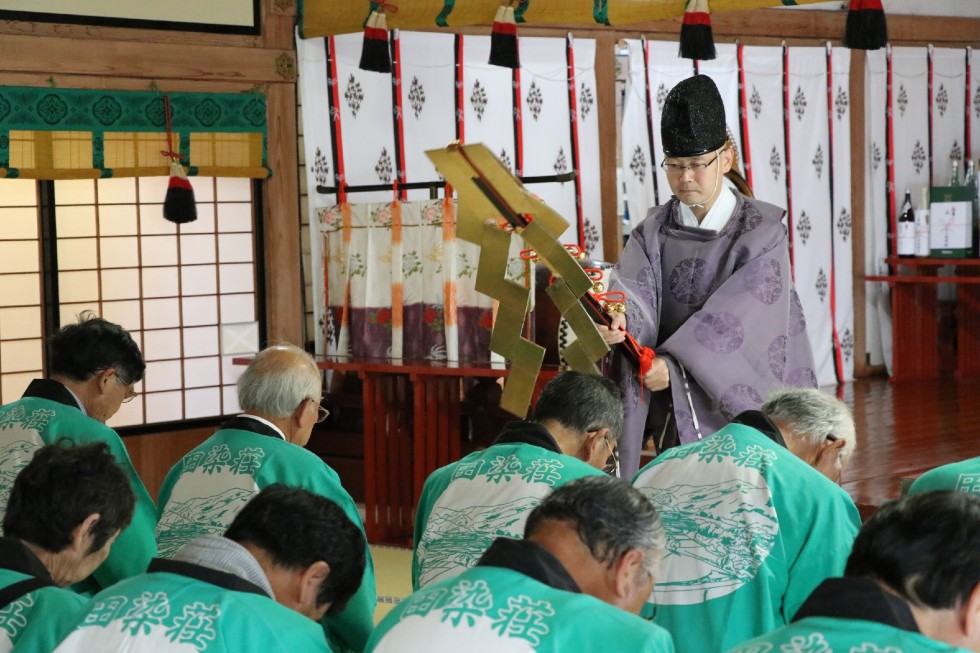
[632,424,860,653]
[908,456,980,495]
[155,417,376,653]
[0,539,85,653]
[371,539,675,653]
[52,557,332,652]
[727,579,973,653]
[728,618,972,653]
[412,422,605,590]
[0,380,157,590]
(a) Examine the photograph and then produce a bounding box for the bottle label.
[897,222,916,256]
[914,209,930,257]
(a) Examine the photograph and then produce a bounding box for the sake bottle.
[950,158,961,186]
[896,188,916,257]
[914,186,930,257]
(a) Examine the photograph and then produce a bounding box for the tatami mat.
[370,544,413,623]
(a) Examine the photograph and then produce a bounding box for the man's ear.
[94,369,115,396]
[72,513,101,553]
[961,582,980,645]
[612,548,644,598]
[582,428,609,466]
[298,561,330,617]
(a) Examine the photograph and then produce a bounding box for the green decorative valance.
[0,86,270,180]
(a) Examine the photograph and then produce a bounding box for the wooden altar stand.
[866,257,980,380]
[313,356,558,544]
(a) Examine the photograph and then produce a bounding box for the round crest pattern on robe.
[695,312,744,354]
[669,258,712,306]
[720,201,764,239]
[720,384,765,420]
[788,289,807,336]
[743,258,783,305]
[768,335,788,381]
[785,367,818,388]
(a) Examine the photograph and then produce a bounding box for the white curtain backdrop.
[787,46,837,387]
[864,49,891,372]
[397,31,457,201]
[571,36,606,259]
[697,43,744,173]
[830,47,855,381]
[971,48,980,162]
[740,45,789,210]
[518,37,577,246]
[620,39,655,233]
[297,34,335,354]
[931,47,967,185]
[891,48,931,221]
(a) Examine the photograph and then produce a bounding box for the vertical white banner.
[971,48,980,162]
[830,46,855,382]
[741,45,788,211]
[697,43,744,173]
[519,37,576,239]
[462,36,517,174]
[646,40,695,205]
[572,37,605,259]
[787,46,836,387]
[931,47,967,185]
[297,35,334,354]
[864,49,891,371]
[891,47,931,211]
[397,31,457,200]
[620,39,655,232]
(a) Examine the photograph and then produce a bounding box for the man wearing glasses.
[0,312,157,592]
[155,344,376,653]
[412,372,622,592]
[599,74,816,477]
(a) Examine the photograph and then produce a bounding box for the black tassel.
[679,0,716,61]
[489,5,519,69]
[163,161,197,224]
[843,0,887,51]
[359,9,391,73]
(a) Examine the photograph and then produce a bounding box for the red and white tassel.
[679,0,716,61]
[843,0,887,51]
[359,8,391,73]
[489,4,519,69]
[163,160,197,224]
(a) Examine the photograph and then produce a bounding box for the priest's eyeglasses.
[661,152,720,175]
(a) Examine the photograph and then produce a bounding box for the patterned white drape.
[620,39,656,232]
[971,48,980,162]
[697,44,744,173]
[830,48,855,382]
[864,49,891,372]
[740,45,789,212]
[931,48,967,185]
[299,31,598,359]
[787,47,836,387]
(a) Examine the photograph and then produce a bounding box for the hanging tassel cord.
[160,95,183,163]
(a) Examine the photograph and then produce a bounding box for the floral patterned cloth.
[319,199,528,362]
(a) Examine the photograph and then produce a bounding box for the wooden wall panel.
[123,426,215,501]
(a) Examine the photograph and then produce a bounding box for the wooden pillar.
[595,32,621,263]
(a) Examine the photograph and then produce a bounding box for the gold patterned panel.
[300,0,834,37]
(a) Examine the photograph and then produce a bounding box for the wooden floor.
[841,374,980,519]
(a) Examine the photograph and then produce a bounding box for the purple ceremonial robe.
[610,193,816,476]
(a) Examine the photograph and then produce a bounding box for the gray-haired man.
[369,476,674,653]
[155,344,376,653]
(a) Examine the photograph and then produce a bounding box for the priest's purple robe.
[610,193,816,476]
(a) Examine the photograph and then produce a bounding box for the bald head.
[237,345,321,419]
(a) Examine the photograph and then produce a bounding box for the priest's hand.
[597,310,627,345]
[641,357,670,392]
